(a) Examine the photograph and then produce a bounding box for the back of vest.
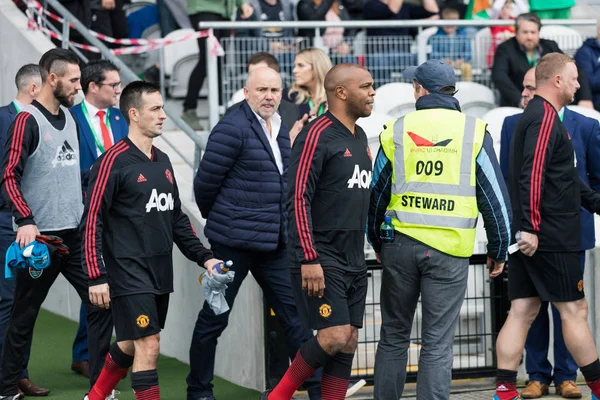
[20,105,83,232]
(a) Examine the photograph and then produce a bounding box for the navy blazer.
[0,102,19,208]
[500,107,600,250]
[71,102,128,188]
[194,100,291,253]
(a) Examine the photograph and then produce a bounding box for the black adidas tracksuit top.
[288,112,372,273]
[81,137,213,297]
[509,95,600,251]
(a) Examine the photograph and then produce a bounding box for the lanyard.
[308,100,326,117]
[80,101,111,154]
[526,52,537,67]
[12,101,21,114]
[559,108,565,122]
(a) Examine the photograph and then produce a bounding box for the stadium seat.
[357,111,395,159]
[471,27,491,70]
[454,81,496,118]
[482,107,523,158]
[540,25,583,56]
[228,88,245,107]
[373,82,416,118]
[164,29,199,98]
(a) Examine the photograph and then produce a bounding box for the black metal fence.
[264,254,510,388]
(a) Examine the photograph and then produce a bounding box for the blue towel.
[200,271,236,315]
[5,241,51,279]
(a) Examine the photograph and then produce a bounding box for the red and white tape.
[25,0,224,56]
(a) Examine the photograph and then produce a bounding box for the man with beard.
[494,53,600,400]
[263,63,375,400]
[0,49,113,400]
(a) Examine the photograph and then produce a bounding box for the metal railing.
[264,255,510,386]
[200,19,597,129]
[33,0,208,169]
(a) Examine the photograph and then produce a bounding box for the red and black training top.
[287,112,372,273]
[81,136,213,297]
[508,95,600,251]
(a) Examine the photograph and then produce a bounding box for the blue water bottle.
[380,216,395,244]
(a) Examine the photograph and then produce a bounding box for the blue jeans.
[0,209,28,380]
[72,303,88,362]
[374,234,469,400]
[524,251,586,385]
[186,243,321,400]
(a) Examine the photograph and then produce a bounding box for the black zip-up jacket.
[288,112,372,273]
[509,95,600,251]
[81,137,213,296]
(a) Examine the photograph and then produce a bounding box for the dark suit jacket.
[0,102,19,208]
[225,99,300,131]
[71,102,128,189]
[500,107,600,250]
[492,37,592,107]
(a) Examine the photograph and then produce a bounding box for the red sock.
[495,381,519,400]
[134,385,160,400]
[321,374,348,400]
[88,353,129,400]
[268,352,316,400]
[587,379,600,397]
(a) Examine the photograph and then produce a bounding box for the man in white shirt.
[69,59,128,386]
[189,67,322,400]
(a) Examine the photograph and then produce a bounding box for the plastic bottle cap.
[384,216,392,223]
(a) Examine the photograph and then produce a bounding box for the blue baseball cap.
[403,59,456,94]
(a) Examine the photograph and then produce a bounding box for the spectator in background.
[90,0,129,44]
[429,3,473,81]
[487,0,515,67]
[296,0,354,61]
[363,0,439,86]
[157,0,193,36]
[575,22,600,112]
[491,13,593,108]
[529,0,574,20]
[182,0,254,130]
[283,48,333,119]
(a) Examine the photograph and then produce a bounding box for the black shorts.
[111,293,170,341]
[508,251,584,302]
[291,267,368,330]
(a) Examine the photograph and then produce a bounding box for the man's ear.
[336,86,347,101]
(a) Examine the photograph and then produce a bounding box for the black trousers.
[183,12,226,111]
[0,228,113,395]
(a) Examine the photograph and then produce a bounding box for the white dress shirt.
[84,99,115,156]
[251,109,284,174]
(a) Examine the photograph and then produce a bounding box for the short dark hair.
[119,81,161,124]
[81,60,120,94]
[15,64,41,92]
[515,13,542,32]
[247,52,280,73]
[38,48,79,82]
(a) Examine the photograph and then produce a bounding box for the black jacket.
[81,137,213,295]
[492,37,592,107]
[288,111,372,272]
[509,96,600,251]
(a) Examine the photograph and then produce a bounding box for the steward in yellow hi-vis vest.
[367,60,512,400]
[380,108,485,257]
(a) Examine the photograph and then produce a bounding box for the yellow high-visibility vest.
[380,109,486,257]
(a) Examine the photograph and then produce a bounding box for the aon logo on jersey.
[347,165,372,189]
[146,189,174,212]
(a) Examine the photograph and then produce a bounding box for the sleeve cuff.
[16,217,35,227]
[198,250,215,267]
[88,275,108,286]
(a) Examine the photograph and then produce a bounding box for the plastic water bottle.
[380,216,395,244]
[214,260,233,274]
[199,260,233,285]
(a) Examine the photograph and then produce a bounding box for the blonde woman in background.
[283,48,333,121]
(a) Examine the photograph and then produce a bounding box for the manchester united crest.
[165,169,173,184]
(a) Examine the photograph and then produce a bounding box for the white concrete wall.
[0,0,53,105]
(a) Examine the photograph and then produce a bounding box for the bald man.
[190,67,322,400]
[264,64,376,400]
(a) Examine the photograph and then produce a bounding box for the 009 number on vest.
[415,160,443,176]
